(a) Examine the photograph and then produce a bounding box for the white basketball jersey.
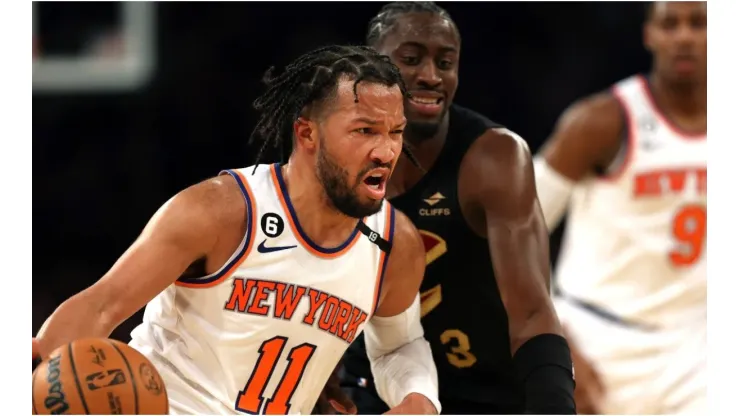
[129,163,396,415]
[555,75,706,329]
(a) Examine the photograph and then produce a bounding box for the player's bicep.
[485,200,550,301]
[85,178,228,323]
[470,131,551,307]
[373,209,425,318]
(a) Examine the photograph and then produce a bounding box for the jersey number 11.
[235,336,317,414]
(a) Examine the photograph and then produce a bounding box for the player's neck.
[281,161,359,246]
[649,73,707,117]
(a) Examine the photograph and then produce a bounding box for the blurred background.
[32,1,651,341]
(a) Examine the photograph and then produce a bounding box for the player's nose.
[416,60,442,87]
[369,142,396,165]
[675,22,699,46]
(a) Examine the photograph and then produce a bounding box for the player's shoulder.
[461,126,532,185]
[451,102,527,181]
[386,203,424,257]
[556,88,624,135]
[173,171,252,231]
[378,203,425,298]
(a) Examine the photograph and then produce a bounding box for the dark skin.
[317,11,563,414]
[538,2,706,414]
[381,13,458,188]
[381,10,562,364]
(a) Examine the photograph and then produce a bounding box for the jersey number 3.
[235,336,316,414]
[670,204,706,266]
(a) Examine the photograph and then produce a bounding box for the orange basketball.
[32,338,168,415]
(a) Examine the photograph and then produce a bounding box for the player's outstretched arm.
[35,175,246,360]
[533,92,624,231]
[363,209,440,415]
[461,129,575,414]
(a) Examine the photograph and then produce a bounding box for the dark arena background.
[32,1,650,346]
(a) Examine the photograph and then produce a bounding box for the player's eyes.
[438,59,455,70]
[400,56,420,65]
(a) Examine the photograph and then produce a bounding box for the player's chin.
[356,194,384,214]
[405,116,445,139]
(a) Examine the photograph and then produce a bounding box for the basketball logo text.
[89,345,107,367]
[43,355,70,414]
[86,369,126,391]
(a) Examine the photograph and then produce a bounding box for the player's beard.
[316,142,384,219]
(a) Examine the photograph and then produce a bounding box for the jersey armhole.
[370,204,396,316]
[175,170,258,288]
[596,89,635,183]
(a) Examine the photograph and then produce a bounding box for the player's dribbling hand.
[313,365,357,415]
[383,393,438,415]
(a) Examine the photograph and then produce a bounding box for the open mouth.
[364,174,384,189]
[407,91,445,117]
[361,170,389,200]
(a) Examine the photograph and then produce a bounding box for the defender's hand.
[313,365,357,415]
[383,393,437,415]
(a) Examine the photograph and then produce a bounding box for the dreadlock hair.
[366,2,458,46]
[248,44,423,172]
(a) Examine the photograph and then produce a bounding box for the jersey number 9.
[670,204,706,267]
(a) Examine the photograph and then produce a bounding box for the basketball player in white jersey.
[32,45,441,415]
[533,2,706,414]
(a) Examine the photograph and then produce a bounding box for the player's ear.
[294,117,318,152]
[642,22,654,53]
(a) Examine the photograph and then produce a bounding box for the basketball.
[32,338,168,415]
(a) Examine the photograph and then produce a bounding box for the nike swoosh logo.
[257,239,297,254]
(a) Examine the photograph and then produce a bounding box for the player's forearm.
[36,290,119,359]
[364,295,441,414]
[507,302,563,352]
[368,335,440,414]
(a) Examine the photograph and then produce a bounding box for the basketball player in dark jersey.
[333,3,576,414]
